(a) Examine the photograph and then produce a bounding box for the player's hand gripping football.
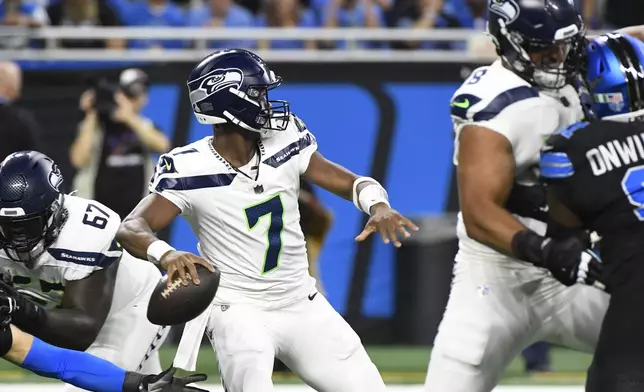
[159,250,215,288]
[139,367,208,392]
[355,203,419,247]
[541,236,606,291]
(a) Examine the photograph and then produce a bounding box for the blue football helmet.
[187,49,290,136]
[0,151,67,265]
[487,0,585,89]
[584,33,644,122]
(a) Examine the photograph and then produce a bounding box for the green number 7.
[244,194,284,274]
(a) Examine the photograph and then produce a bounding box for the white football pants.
[424,254,609,392]
[206,293,386,392]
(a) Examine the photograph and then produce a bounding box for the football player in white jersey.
[117,49,418,392]
[421,1,644,391]
[0,151,168,391]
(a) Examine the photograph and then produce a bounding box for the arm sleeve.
[21,337,127,392]
[293,115,318,174]
[148,154,192,215]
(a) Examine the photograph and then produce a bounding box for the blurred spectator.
[120,0,186,49]
[323,0,385,49]
[312,0,391,24]
[578,0,599,28]
[0,0,48,48]
[0,62,40,161]
[70,68,170,220]
[46,0,125,49]
[395,0,486,50]
[238,0,262,14]
[0,0,47,27]
[187,0,255,49]
[602,0,644,30]
[256,0,317,50]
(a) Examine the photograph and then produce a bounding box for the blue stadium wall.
[20,61,483,342]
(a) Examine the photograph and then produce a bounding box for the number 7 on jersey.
[244,194,284,274]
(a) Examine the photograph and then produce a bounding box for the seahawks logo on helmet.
[198,68,243,96]
[489,0,520,24]
[47,164,63,191]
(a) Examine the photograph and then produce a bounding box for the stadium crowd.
[1,0,642,50]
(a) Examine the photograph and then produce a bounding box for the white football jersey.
[451,60,584,260]
[150,114,318,308]
[0,195,158,311]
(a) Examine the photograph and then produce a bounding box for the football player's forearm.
[5,326,129,392]
[25,309,102,351]
[116,216,159,260]
[304,153,358,201]
[462,202,528,256]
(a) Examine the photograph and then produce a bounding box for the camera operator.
[69,68,170,219]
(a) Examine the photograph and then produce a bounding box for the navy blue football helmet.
[487,0,585,89]
[584,33,644,122]
[187,49,290,136]
[0,151,67,265]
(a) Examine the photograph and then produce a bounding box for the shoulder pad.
[451,65,538,123]
[540,150,574,180]
[292,114,308,133]
[48,196,122,268]
[540,122,590,180]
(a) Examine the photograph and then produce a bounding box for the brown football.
[147,264,220,326]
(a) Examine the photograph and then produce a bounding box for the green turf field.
[0,346,593,385]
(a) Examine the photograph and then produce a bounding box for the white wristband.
[352,177,390,215]
[147,240,176,264]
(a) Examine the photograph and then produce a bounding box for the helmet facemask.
[0,194,67,267]
[227,78,291,135]
[493,18,586,90]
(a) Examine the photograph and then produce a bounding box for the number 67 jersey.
[0,195,161,312]
[540,120,644,267]
[150,114,318,308]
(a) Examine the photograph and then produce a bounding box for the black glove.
[512,229,605,289]
[124,367,208,392]
[0,280,46,332]
[0,288,18,328]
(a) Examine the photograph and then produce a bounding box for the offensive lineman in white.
[424,0,618,391]
[426,0,644,390]
[0,151,168,392]
[116,49,418,392]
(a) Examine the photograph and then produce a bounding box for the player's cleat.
[147,264,220,326]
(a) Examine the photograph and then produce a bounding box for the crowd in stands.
[0,0,642,50]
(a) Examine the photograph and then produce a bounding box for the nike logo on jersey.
[453,99,470,109]
[308,292,318,301]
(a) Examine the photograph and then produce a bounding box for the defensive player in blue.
[540,32,644,392]
[0,287,206,392]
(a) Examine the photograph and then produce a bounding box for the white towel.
[173,304,214,371]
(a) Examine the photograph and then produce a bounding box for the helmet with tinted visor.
[0,151,67,266]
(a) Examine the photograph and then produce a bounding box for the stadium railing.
[0,26,610,62]
[0,26,498,62]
